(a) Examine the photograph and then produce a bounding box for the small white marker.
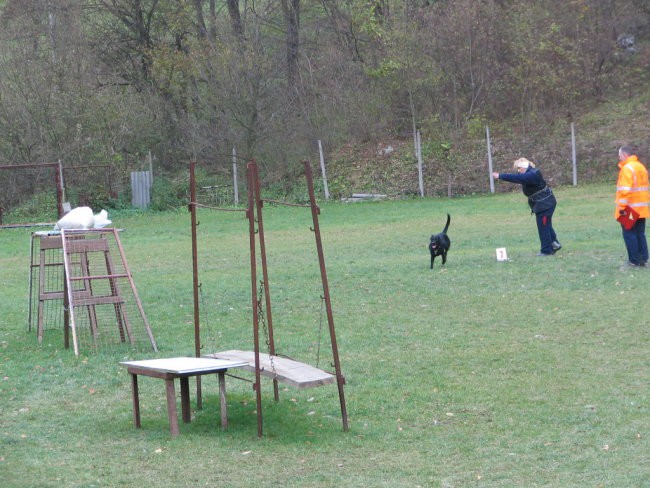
[496,247,508,261]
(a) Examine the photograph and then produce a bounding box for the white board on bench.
[204,350,336,389]
[120,357,248,374]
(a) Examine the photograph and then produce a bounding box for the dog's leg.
[441,250,447,265]
[430,253,434,269]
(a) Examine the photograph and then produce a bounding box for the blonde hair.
[513,158,535,169]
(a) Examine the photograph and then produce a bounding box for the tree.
[226,0,244,39]
[282,0,300,91]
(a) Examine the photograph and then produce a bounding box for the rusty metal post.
[249,161,280,401]
[303,160,349,432]
[55,161,64,218]
[247,162,264,438]
[189,161,203,409]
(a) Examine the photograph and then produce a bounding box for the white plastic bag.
[54,207,112,230]
[92,209,112,228]
[54,206,95,230]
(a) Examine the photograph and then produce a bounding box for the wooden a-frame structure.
[189,160,348,437]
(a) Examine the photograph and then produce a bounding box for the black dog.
[429,214,451,268]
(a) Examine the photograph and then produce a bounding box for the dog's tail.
[442,213,451,234]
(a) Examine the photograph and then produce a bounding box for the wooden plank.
[40,291,64,300]
[68,273,129,281]
[66,238,109,253]
[73,295,125,307]
[205,350,336,389]
[39,235,63,250]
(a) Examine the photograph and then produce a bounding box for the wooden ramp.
[204,350,336,389]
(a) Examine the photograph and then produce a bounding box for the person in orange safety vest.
[615,145,649,266]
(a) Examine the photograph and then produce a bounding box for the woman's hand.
[492,172,499,179]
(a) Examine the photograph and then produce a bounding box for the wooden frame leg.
[63,321,69,349]
[218,372,228,429]
[180,377,191,424]
[130,374,141,428]
[165,379,179,436]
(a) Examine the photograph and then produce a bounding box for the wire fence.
[29,229,158,356]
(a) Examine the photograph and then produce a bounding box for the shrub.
[149,177,188,211]
[3,192,58,224]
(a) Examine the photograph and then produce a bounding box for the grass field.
[1,183,648,487]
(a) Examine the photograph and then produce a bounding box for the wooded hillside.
[0,0,648,203]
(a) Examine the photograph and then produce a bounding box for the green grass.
[1,183,648,487]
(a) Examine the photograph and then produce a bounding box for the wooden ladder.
[61,228,157,355]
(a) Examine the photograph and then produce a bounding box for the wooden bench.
[204,350,337,389]
[120,357,247,436]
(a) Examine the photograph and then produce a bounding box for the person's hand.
[492,172,499,179]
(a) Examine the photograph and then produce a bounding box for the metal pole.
[303,160,349,432]
[148,152,154,207]
[486,125,495,193]
[317,140,330,200]
[571,122,577,186]
[189,161,203,409]
[55,162,64,218]
[417,130,424,197]
[250,161,280,402]
[58,160,68,208]
[232,147,239,205]
[246,162,264,438]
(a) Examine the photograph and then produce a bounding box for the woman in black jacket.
[493,158,561,256]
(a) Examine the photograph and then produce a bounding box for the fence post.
[232,147,239,205]
[55,160,65,217]
[486,125,495,194]
[317,140,330,200]
[58,160,71,214]
[417,130,424,197]
[571,122,578,186]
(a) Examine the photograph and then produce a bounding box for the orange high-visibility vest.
[615,155,650,219]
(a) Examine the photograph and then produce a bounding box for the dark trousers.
[535,207,557,255]
[622,217,648,265]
